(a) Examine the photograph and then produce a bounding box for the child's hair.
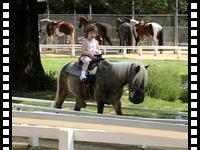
[84,25,98,38]
[86,25,98,34]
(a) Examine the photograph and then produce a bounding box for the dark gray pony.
[53,60,149,115]
[115,18,133,53]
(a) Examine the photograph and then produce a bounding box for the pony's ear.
[145,65,150,69]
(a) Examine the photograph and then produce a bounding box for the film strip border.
[2,1,10,150]
[1,1,198,150]
[189,1,198,150]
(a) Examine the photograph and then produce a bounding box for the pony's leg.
[75,97,86,109]
[74,104,81,111]
[74,97,86,111]
[112,101,122,115]
[97,102,104,114]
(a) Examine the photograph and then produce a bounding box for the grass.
[13,55,188,118]
[41,56,188,76]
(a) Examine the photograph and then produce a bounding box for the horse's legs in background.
[119,37,123,53]
[70,30,75,45]
[153,36,163,54]
[112,100,122,115]
[97,102,104,114]
[104,35,113,45]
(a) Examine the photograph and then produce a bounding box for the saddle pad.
[66,61,97,77]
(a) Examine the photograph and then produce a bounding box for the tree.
[12,0,48,91]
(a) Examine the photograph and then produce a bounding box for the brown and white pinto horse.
[40,19,75,44]
[79,16,113,45]
[130,19,163,47]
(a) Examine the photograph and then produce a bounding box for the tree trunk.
[12,0,47,91]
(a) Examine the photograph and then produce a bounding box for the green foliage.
[179,87,188,103]
[43,70,57,90]
[47,0,188,14]
[146,65,181,101]
[179,74,188,103]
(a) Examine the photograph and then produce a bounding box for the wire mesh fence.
[38,14,188,46]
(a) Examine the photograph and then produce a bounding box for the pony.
[130,19,163,50]
[115,18,133,53]
[40,19,75,44]
[79,16,113,45]
[53,60,149,115]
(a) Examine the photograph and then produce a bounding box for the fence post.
[103,48,106,55]
[123,48,127,58]
[71,45,75,56]
[28,136,39,147]
[39,46,42,53]
[138,47,143,56]
[177,47,181,59]
[154,48,158,56]
[59,129,74,150]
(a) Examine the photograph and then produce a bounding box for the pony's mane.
[131,62,148,88]
[101,61,148,88]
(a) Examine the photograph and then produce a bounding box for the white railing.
[12,97,188,120]
[13,110,188,149]
[39,44,188,59]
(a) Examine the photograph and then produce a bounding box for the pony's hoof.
[77,101,87,108]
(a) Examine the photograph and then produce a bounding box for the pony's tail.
[53,64,70,109]
[158,29,163,46]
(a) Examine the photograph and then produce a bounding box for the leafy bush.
[146,65,181,101]
[179,88,188,103]
[179,75,188,103]
[44,70,57,90]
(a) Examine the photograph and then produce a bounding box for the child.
[80,26,101,81]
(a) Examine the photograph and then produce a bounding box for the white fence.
[13,97,188,149]
[39,44,188,59]
[12,97,188,120]
[13,124,187,150]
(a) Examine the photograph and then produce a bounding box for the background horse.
[115,18,133,53]
[130,19,163,49]
[79,16,113,45]
[40,19,75,44]
[53,60,149,115]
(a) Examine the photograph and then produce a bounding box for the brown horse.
[53,60,149,115]
[41,19,75,44]
[79,16,113,45]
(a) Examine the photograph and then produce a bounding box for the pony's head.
[79,16,89,28]
[128,63,149,104]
